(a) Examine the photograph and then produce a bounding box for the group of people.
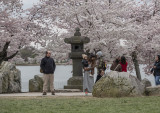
[109,54,160,87]
[81,51,105,95]
[82,51,128,95]
[110,56,128,72]
[40,50,160,96]
[40,50,128,96]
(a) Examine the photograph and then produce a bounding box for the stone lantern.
[64,28,90,90]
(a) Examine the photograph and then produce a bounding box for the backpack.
[98,59,106,70]
[101,61,106,70]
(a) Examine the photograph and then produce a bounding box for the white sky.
[22,0,40,9]
[22,0,149,10]
[22,0,148,9]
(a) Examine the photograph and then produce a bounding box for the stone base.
[145,85,160,96]
[64,76,83,91]
[64,85,83,91]
[55,89,81,93]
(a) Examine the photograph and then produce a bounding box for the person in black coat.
[40,51,56,95]
[151,55,160,85]
[95,69,105,83]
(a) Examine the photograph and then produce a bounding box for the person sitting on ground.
[110,56,122,72]
[95,69,105,83]
[120,56,128,72]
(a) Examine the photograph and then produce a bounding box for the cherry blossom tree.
[27,0,160,80]
[119,0,160,78]
[2,0,160,80]
[29,0,133,57]
[0,0,51,64]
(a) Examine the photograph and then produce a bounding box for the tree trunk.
[0,41,19,65]
[132,51,141,81]
[0,42,10,65]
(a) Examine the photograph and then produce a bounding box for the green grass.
[0,96,160,113]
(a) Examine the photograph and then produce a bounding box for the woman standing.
[120,56,128,72]
[83,58,95,96]
[151,55,160,85]
[110,56,122,72]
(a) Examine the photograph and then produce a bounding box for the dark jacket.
[95,74,102,83]
[151,61,160,76]
[40,56,56,74]
[110,61,122,72]
[82,59,88,68]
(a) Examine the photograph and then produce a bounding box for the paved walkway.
[0,92,92,97]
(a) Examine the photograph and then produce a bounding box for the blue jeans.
[155,76,160,85]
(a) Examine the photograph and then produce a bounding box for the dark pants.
[155,76,160,85]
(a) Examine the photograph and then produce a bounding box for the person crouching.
[95,69,105,83]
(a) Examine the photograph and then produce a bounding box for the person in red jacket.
[120,56,128,72]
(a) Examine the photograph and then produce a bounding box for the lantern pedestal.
[64,28,90,91]
[64,76,83,91]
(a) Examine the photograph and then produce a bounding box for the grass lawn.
[0,96,160,113]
